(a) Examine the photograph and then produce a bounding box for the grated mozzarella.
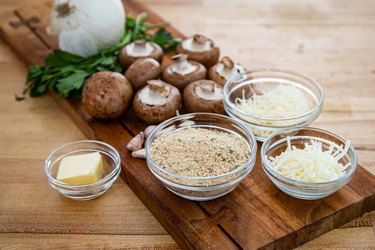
[268,137,351,183]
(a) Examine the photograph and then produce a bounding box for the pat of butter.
[56,152,103,185]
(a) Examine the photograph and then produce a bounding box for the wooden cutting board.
[1,1,374,249]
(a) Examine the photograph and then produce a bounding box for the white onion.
[47,0,125,57]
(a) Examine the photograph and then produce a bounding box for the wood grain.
[0,0,374,249]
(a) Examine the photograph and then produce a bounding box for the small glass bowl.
[44,140,121,200]
[223,67,324,141]
[261,127,358,200]
[145,113,257,201]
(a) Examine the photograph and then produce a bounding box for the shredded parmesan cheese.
[234,84,312,137]
[235,84,311,118]
[268,137,351,182]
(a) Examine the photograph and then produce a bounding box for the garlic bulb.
[47,0,125,57]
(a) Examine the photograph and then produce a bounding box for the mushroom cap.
[183,80,225,114]
[125,58,161,91]
[177,35,220,68]
[162,59,207,91]
[208,65,226,86]
[208,57,244,86]
[119,40,163,68]
[82,71,133,119]
[133,80,182,124]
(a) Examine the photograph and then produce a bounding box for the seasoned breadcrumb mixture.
[150,128,250,177]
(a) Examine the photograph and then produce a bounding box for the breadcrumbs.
[150,128,250,177]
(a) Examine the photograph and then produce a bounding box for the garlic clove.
[132,148,146,159]
[127,132,144,151]
[144,125,157,138]
[178,120,196,127]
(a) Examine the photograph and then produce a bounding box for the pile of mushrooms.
[79,33,246,159]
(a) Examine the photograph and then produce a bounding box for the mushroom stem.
[190,34,210,51]
[222,56,234,69]
[170,54,198,75]
[199,81,216,93]
[215,56,243,81]
[133,40,147,53]
[195,80,223,100]
[172,54,188,62]
[134,39,146,47]
[126,40,154,57]
[193,34,207,44]
[148,80,170,97]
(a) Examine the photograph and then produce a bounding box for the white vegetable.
[268,137,351,182]
[47,0,125,57]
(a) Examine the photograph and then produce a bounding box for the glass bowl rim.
[145,112,257,182]
[44,140,121,188]
[261,127,358,187]
[223,67,325,121]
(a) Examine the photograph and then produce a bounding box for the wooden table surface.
[0,0,374,249]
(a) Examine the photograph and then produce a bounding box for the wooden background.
[0,0,374,248]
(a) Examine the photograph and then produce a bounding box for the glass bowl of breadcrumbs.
[145,113,257,201]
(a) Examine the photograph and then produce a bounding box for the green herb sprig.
[17,13,180,101]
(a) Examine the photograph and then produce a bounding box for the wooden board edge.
[1,3,375,250]
[262,192,375,249]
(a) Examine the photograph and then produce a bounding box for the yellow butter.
[56,152,103,185]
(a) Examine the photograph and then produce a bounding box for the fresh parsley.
[17,12,180,101]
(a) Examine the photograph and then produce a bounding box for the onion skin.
[48,0,125,57]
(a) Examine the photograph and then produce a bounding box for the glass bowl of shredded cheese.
[223,68,324,141]
[145,113,257,201]
[261,127,358,200]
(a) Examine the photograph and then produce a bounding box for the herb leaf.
[18,13,180,101]
[56,70,90,98]
[45,50,83,67]
[148,28,180,50]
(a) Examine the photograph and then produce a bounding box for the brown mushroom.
[176,34,220,68]
[119,40,163,68]
[133,80,182,124]
[82,71,133,119]
[208,56,245,86]
[183,80,225,114]
[162,54,206,91]
[125,58,161,90]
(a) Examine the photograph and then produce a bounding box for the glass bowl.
[261,127,358,200]
[223,67,324,141]
[44,140,121,200]
[145,113,257,201]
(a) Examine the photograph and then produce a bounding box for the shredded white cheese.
[268,137,351,182]
[235,84,311,119]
